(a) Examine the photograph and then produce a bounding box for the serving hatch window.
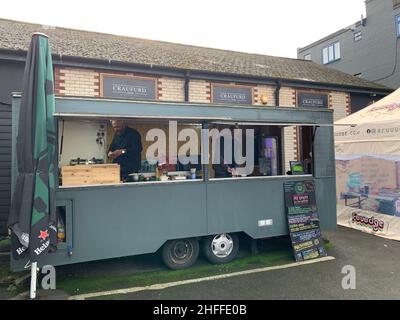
[58,118,204,186]
[207,124,283,178]
[57,117,316,186]
[207,123,317,179]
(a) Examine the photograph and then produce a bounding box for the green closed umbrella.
[8,33,57,297]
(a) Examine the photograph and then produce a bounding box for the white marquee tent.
[335,88,400,241]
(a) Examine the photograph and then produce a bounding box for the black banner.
[284,180,327,262]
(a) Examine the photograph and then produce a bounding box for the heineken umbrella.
[8,33,57,298]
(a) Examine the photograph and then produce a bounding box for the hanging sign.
[284,180,327,261]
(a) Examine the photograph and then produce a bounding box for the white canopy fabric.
[335,88,400,154]
[336,88,400,125]
[335,88,400,241]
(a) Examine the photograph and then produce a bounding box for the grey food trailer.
[11,95,336,271]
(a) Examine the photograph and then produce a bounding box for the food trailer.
[11,94,336,271]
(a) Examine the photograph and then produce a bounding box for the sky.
[0,0,366,58]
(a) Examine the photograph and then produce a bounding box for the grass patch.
[0,235,334,299]
[0,255,27,300]
[57,239,294,297]
[323,238,334,251]
[0,255,16,280]
[0,237,10,247]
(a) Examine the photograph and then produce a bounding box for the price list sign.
[284,180,327,262]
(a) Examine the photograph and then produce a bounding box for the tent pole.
[30,262,38,299]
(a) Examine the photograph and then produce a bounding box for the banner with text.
[212,85,253,105]
[101,75,156,100]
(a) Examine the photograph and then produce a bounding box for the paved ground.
[99,226,400,300]
[2,226,400,300]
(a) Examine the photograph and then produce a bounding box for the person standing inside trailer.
[108,120,142,180]
[212,126,239,178]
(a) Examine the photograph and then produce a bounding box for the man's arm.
[108,137,116,158]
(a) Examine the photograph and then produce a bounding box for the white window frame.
[353,31,362,42]
[396,14,400,37]
[322,42,341,64]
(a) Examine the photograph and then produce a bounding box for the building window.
[322,42,341,64]
[396,15,400,37]
[353,31,362,42]
[304,54,311,61]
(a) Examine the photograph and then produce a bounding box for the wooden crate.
[61,164,120,186]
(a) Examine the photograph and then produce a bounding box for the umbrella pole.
[30,262,38,299]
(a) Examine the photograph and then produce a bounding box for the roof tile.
[0,18,389,91]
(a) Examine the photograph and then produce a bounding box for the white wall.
[58,120,107,166]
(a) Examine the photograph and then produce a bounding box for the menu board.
[284,180,327,262]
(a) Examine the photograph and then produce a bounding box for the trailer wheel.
[161,238,199,270]
[203,233,239,264]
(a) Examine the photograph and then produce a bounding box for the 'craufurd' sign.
[297,92,328,108]
[101,75,156,100]
[212,85,253,105]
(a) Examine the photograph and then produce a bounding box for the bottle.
[191,168,196,179]
[156,162,160,180]
[57,218,65,243]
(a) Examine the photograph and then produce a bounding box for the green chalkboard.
[284,180,327,261]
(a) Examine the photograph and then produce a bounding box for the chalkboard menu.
[284,180,327,261]
[297,92,328,108]
[212,85,253,105]
[101,75,156,100]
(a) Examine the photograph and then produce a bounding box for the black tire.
[203,233,239,264]
[161,238,199,270]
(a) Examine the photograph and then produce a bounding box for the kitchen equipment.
[171,175,187,180]
[140,172,156,178]
[168,171,190,177]
[160,175,169,181]
[259,136,278,176]
[86,157,104,165]
[69,157,104,165]
[140,160,157,173]
[69,157,87,165]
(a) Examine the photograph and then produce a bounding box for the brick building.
[0,18,393,234]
